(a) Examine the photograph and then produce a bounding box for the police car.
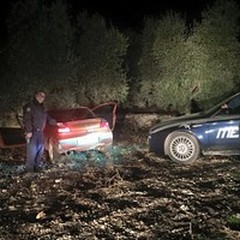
[148,92,240,163]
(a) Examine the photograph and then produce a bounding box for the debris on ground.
[0,123,240,239]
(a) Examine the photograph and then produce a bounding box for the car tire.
[164,131,200,163]
[47,138,60,161]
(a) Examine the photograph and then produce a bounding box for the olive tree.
[5,0,76,109]
[137,0,240,112]
[138,12,189,111]
[73,12,129,106]
[186,0,240,108]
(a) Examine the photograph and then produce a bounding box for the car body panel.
[91,102,117,131]
[0,127,25,148]
[149,92,240,160]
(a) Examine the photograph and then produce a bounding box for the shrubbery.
[0,0,239,114]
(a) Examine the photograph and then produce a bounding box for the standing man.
[23,90,56,172]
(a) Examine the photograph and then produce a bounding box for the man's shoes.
[34,166,42,173]
[25,167,35,173]
[24,165,43,173]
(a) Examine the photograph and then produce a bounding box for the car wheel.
[165,131,200,163]
[47,138,60,161]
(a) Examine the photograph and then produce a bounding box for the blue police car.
[148,92,240,163]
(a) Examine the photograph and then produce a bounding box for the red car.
[0,102,117,161]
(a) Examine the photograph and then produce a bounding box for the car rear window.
[49,108,95,122]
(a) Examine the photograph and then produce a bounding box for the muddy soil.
[0,123,240,240]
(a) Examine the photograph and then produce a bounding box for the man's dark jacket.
[23,99,56,133]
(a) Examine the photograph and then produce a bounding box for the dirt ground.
[0,117,240,240]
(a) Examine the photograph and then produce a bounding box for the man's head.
[35,90,46,104]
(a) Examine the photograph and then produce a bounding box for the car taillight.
[100,120,109,128]
[58,127,70,133]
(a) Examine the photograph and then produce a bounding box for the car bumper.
[57,131,113,153]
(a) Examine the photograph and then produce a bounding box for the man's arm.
[47,113,57,125]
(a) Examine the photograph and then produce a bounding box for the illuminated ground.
[0,124,240,239]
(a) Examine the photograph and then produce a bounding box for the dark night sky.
[0,0,214,46]
[69,0,215,28]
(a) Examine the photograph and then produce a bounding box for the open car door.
[0,113,26,148]
[0,127,25,148]
[91,102,117,131]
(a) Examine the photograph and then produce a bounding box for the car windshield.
[49,108,95,122]
[203,92,240,117]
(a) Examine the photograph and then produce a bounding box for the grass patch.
[227,213,240,230]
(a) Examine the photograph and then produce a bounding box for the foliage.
[4,0,76,109]
[186,0,240,109]
[3,0,129,110]
[227,214,240,230]
[137,13,189,111]
[122,29,142,108]
[1,0,240,113]
[73,12,129,106]
[136,0,240,112]
[135,17,159,108]
[152,12,190,112]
